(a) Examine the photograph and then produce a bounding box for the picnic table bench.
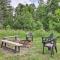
[1,40,23,52]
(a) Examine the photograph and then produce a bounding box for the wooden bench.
[1,40,23,52]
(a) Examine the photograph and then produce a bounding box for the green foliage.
[33,29,45,38]
[14,3,43,30]
[0,0,13,28]
[14,10,34,30]
[0,0,60,31]
[6,25,11,30]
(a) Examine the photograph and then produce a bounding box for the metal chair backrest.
[26,32,33,41]
[42,33,55,44]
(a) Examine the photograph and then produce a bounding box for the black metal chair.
[26,32,33,42]
[42,33,57,56]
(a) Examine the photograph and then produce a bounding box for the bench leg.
[5,43,6,47]
[15,46,17,52]
[18,46,20,52]
[15,46,20,52]
[1,42,3,48]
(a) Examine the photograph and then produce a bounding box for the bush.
[6,25,11,30]
[33,29,46,38]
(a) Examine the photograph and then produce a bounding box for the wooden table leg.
[1,42,3,48]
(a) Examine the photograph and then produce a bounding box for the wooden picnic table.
[1,40,23,52]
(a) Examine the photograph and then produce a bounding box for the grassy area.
[0,30,60,60]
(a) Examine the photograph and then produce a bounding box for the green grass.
[0,30,60,60]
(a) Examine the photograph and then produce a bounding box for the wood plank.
[2,40,23,46]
